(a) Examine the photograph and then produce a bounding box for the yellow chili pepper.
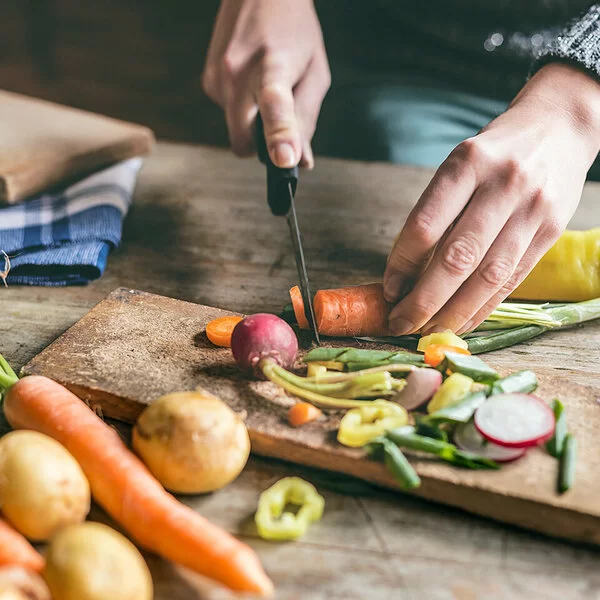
[511,228,600,302]
[255,477,325,541]
[337,400,408,448]
[427,372,474,414]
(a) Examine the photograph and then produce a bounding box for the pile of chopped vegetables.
[226,316,575,496]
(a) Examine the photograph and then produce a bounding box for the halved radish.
[393,368,442,410]
[454,421,527,463]
[474,393,555,449]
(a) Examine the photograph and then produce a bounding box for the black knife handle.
[255,113,298,217]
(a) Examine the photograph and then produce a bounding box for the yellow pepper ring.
[337,400,409,448]
[255,477,325,541]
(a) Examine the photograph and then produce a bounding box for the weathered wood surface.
[3,143,600,599]
[23,287,600,549]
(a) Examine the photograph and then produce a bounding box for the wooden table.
[3,143,600,599]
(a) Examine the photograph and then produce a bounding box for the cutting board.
[22,288,600,546]
[0,90,154,204]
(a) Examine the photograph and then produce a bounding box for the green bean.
[381,439,421,490]
[546,399,567,458]
[559,433,577,493]
[491,370,538,395]
[426,391,487,424]
[439,353,499,383]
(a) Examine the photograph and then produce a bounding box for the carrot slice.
[0,518,44,572]
[288,402,323,427]
[206,315,243,347]
[424,344,471,367]
[3,376,273,596]
[314,283,392,337]
[289,286,310,330]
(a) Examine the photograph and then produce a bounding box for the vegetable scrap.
[206,315,243,347]
[288,402,323,427]
[255,477,325,541]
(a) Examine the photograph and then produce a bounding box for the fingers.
[423,214,537,335]
[456,220,563,334]
[383,144,478,303]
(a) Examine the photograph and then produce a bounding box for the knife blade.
[255,114,320,344]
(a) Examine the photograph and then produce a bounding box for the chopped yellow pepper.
[307,363,327,378]
[417,330,468,352]
[337,400,408,448]
[427,373,474,414]
[511,228,600,302]
[255,477,324,541]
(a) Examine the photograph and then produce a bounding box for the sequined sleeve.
[533,4,600,77]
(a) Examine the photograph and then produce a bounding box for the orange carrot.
[287,402,322,427]
[3,376,273,596]
[0,519,44,573]
[289,286,309,330]
[424,344,471,367]
[206,315,243,348]
[290,283,392,337]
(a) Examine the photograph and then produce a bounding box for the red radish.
[474,393,555,449]
[454,421,527,463]
[393,368,442,410]
[231,313,298,375]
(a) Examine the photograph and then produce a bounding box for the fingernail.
[383,273,404,302]
[274,143,296,168]
[390,317,415,336]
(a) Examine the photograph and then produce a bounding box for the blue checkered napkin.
[0,158,142,286]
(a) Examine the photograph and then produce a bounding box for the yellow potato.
[133,390,250,494]
[0,567,50,600]
[43,522,153,600]
[0,431,90,541]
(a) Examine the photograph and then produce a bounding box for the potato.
[43,522,153,600]
[0,567,50,600]
[133,390,250,493]
[0,431,90,541]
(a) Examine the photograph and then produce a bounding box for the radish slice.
[393,368,443,410]
[474,393,555,449]
[454,421,527,463]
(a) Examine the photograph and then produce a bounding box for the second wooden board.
[23,288,600,546]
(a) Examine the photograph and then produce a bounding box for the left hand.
[383,63,600,336]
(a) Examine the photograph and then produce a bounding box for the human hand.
[383,63,600,335]
[202,0,330,169]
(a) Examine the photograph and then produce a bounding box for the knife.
[255,114,320,344]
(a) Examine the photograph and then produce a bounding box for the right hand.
[202,0,330,169]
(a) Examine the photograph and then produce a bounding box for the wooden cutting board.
[22,288,600,546]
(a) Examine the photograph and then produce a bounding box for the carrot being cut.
[290,283,392,337]
[0,518,44,573]
[1,375,273,596]
[206,315,243,348]
[424,344,471,367]
[288,402,322,427]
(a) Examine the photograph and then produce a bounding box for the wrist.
[514,63,600,158]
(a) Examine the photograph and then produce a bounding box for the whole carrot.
[2,375,273,596]
[0,518,44,573]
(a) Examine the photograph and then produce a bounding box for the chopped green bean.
[491,370,538,395]
[304,347,348,363]
[381,439,421,490]
[440,352,499,383]
[426,391,487,424]
[414,415,448,442]
[338,349,395,363]
[466,325,547,355]
[559,433,577,493]
[547,399,567,459]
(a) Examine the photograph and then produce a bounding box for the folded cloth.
[0,158,142,286]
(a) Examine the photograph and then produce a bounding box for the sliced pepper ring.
[255,477,325,541]
[337,400,408,448]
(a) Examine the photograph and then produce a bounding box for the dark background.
[1,1,362,149]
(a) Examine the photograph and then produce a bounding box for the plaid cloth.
[0,158,142,286]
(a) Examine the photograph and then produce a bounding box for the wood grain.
[23,287,600,547]
[4,143,600,599]
[0,90,154,203]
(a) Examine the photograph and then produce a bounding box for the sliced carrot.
[0,518,44,572]
[289,286,309,330]
[288,402,323,427]
[424,344,471,367]
[206,315,243,348]
[3,376,273,596]
[292,283,392,336]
